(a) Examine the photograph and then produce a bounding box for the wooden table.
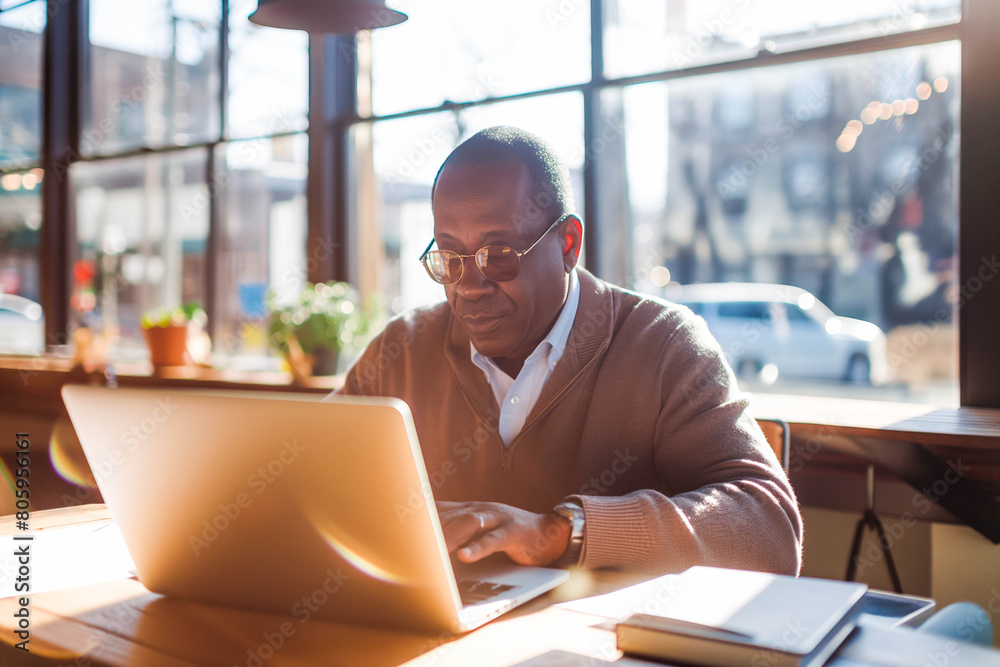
[5,507,1000,666]
[0,506,651,666]
[750,394,1000,543]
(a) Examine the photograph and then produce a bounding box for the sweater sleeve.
[568,314,803,576]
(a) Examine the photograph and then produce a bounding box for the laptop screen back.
[61,386,464,632]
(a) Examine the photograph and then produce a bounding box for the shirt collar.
[540,267,580,371]
[470,268,581,376]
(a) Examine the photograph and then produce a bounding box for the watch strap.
[552,501,585,568]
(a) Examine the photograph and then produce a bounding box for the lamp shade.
[249,0,407,34]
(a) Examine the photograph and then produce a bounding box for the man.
[335,126,802,575]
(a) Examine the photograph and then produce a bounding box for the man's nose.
[454,255,496,299]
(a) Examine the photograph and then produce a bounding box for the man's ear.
[562,215,584,271]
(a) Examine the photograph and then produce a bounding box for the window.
[213,134,308,365]
[0,0,45,353]
[0,1,44,167]
[369,0,590,116]
[0,1,312,368]
[356,0,980,405]
[0,1,312,367]
[599,41,959,401]
[85,0,221,155]
[4,0,999,406]
[226,0,307,139]
[785,306,814,324]
[73,149,209,360]
[719,303,771,320]
[603,0,961,77]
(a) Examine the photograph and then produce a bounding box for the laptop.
[60,385,569,633]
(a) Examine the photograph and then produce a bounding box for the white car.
[0,293,45,355]
[665,283,888,385]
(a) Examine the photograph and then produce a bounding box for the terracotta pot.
[144,325,189,367]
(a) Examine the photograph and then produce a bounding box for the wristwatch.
[551,501,585,568]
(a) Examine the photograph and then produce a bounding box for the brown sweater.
[337,268,803,575]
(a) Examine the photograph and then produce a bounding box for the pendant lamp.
[249,0,407,34]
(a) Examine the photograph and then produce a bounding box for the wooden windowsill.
[750,392,1000,449]
[3,355,998,438]
[0,354,344,401]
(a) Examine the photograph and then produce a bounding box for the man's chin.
[460,313,510,347]
[465,329,513,359]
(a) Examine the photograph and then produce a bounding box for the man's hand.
[436,501,571,566]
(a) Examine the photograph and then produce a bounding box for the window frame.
[23,0,310,358]
[4,0,998,407]
[343,0,996,408]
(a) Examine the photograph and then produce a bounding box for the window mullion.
[308,34,357,285]
[39,0,86,350]
[204,0,228,353]
[959,0,1000,407]
[583,0,605,271]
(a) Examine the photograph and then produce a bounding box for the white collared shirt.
[471,269,581,446]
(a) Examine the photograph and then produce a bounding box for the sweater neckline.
[442,267,615,429]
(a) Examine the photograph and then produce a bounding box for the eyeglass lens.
[425,245,521,284]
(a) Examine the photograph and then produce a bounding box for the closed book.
[615,566,867,667]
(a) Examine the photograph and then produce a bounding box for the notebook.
[615,566,867,667]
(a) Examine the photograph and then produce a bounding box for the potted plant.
[267,282,373,381]
[141,302,207,368]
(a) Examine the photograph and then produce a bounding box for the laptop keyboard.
[456,578,518,605]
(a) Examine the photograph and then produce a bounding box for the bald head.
[428,126,584,377]
[432,126,575,227]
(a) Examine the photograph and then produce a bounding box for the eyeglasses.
[419,214,570,285]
